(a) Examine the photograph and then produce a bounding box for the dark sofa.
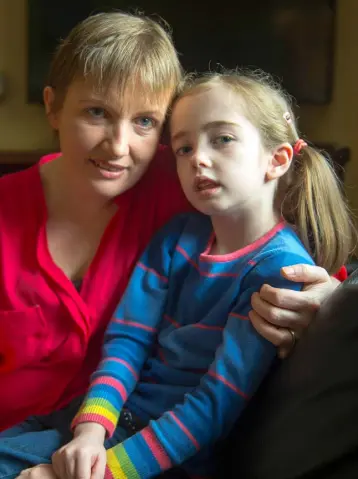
[223,267,358,478]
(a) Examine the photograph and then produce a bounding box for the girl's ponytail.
[282,145,355,273]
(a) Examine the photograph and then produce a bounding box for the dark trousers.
[0,398,190,479]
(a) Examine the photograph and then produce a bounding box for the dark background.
[27,0,336,104]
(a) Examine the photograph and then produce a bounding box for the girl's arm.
[105,252,313,478]
[72,216,188,437]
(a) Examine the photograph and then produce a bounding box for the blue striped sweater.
[73,212,314,478]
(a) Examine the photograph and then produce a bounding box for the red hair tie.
[293,139,308,155]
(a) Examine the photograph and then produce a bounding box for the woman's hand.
[52,423,107,479]
[250,264,339,358]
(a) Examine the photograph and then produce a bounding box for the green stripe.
[82,397,119,417]
[115,445,141,479]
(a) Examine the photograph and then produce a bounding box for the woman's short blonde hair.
[47,11,183,109]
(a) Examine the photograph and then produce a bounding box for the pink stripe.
[242,221,285,253]
[200,221,286,262]
[103,357,139,380]
[200,232,215,256]
[176,245,202,271]
[73,413,115,436]
[164,314,180,328]
[138,262,168,283]
[229,312,248,320]
[169,411,200,450]
[192,323,224,331]
[91,376,128,402]
[113,318,157,333]
[104,466,114,479]
[248,259,257,266]
[176,246,238,278]
[141,427,172,470]
[208,370,248,399]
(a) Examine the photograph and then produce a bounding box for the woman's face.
[44,78,171,200]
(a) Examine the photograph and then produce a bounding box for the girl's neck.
[210,202,279,256]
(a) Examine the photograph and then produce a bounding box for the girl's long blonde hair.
[174,70,356,274]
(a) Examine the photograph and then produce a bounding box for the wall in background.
[0,1,53,151]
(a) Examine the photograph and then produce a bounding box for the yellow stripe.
[79,405,117,425]
[84,397,120,417]
[107,449,127,478]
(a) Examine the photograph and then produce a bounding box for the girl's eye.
[86,107,106,119]
[135,117,156,129]
[213,135,234,145]
[175,145,192,156]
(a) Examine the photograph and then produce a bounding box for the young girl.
[50,70,354,479]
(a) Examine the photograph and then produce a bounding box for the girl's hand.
[249,264,338,358]
[52,423,107,479]
[17,464,57,479]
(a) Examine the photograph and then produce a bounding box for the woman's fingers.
[280,264,331,284]
[249,309,300,358]
[251,290,312,328]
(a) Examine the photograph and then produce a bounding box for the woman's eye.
[175,145,192,156]
[213,135,234,145]
[86,107,106,119]
[135,117,156,129]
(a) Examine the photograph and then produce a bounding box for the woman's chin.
[90,170,145,200]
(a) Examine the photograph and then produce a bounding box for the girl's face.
[44,78,170,200]
[171,84,272,217]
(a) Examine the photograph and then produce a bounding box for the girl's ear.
[266,143,294,181]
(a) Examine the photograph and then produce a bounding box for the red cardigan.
[0,146,189,431]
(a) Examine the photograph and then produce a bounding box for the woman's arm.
[71,253,170,436]
[250,264,339,358]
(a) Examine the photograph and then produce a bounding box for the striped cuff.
[106,425,172,478]
[71,397,120,438]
